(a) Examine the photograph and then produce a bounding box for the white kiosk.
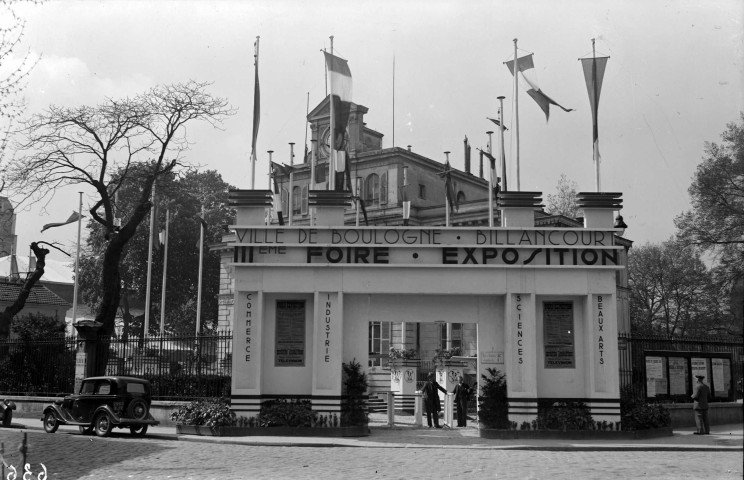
[225,189,625,426]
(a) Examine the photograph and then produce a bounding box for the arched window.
[456,191,466,205]
[364,173,380,206]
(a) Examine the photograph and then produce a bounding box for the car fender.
[42,404,69,424]
[92,405,122,425]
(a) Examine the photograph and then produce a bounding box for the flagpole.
[144,181,156,337]
[498,96,508,193]
[328,36,335,191]
[592,38,601,192]
[288,142,295,226]
[392,54,395,148]
[159,206,169,335]
[71,191,83,331]
[195,203,205,336]
[487,131,494,227]
[513,39,521,192]
[444,151,450,227]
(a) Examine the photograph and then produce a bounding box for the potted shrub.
[341,359,369,431]
[172,397,237,436]
[477,367,511,437]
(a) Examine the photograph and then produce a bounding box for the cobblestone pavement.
[0,428,741,480]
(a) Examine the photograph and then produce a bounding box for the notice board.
[544,302,575,368]
[275,300,306,367]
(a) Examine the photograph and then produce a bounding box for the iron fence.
[618,332,744,403]
[0,332,233,401]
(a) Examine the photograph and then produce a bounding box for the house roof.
[0,255,73,284]
[0,281,71,307]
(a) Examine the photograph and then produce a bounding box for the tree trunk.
[0,243,49,341]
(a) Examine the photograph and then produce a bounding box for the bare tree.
[3,81,234,372]
[0,0,40,166]
[545,173,580,218]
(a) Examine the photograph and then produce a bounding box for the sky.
[4,0,743,261]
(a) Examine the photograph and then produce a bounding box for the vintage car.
[41,376,159,437]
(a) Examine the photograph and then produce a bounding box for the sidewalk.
[12,415,742,452]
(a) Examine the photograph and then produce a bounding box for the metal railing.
[0,332,233,400]
[618,332,744,402]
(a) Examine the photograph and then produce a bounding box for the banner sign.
[231,227,622,268]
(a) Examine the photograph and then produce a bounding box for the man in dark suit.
[452,376,472,427]
[421,372,447,428]
[692,374,713,434]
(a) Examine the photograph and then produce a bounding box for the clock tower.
[307,95,383,164]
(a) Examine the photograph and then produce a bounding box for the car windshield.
[80,382,95,394]
[126,382,146,394]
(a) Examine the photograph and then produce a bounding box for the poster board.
[668,357,687,395]
[275,300,306,366]
[543,302,575,369]
[712,358,731,397]
[645,356,667,397]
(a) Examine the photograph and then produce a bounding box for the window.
[126,383,146,394]
[365,173,380,206]
[301,185,309,215]
[355,177,363,199]
[368,321,391,367]
[439,323,448,351]
[95,381,111,395]
[419,184,426,200]
[380,172,388,205]
[80,381,95,395]
[456,191,466,205]
[451,323,462,349]
[315,163,328,184]
[281,188,289,216]
[292,186,301,214]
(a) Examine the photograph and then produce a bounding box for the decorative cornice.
[577,192,623,209]
[227,189,273,207]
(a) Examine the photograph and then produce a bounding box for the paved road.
[0,428,741,480]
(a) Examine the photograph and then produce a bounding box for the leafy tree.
[3,81,233,374]
[628,239,723,335]
[675,113,744,331]
[11,311,65,341]
[545,174,580,218]
[79,168,234,336]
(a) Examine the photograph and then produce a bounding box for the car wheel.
[2,409,12,427]
[79,425,93,435]
[43,412,59,433]
[127,399,148,420]
[130,425,148,437]
[94,413,113,437]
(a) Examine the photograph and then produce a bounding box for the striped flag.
[506,54,572,121]
[251,38,260,174]
[581,55,608,169]
[324,52,352,151]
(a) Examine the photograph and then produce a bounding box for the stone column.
[73,320,103,395]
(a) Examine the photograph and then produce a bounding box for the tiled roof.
[0,281,71,307]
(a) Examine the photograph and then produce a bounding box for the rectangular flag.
[581,56,609,166]
[506,54,573,121]
[41,212,81,232]
[324,52,352,151]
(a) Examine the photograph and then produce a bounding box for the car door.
[71,380,97,422]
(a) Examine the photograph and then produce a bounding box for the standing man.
[421,372,447,428]
[691,374,712,435]
[452,376,471,427]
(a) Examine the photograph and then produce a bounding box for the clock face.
[319,126,348,158]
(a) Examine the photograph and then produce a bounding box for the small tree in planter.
[341,359,369,427]
[537,401,593,431]
[477,368,510,429]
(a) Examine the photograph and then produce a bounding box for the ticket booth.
[225,189,625,425]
